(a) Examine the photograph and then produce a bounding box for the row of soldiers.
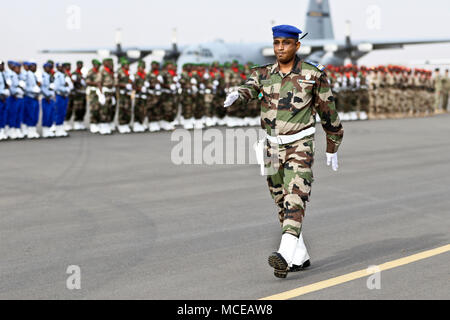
[1,59,448,141]
[326,65,450,120]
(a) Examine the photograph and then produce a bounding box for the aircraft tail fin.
[305,0,334,40]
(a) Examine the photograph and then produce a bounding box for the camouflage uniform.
[160,66,178,123]
[442,72,450,111]
[146,67,163,124]
[134,66,148,126]
[117,66,133,125]
[179,66,195,122]
[235,57,344,238]
[86,65,102,124]
[67,67,87,124]
[100,63,116,123]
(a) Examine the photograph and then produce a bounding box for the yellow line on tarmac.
[260,244,450,300]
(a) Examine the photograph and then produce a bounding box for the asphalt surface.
[0,114,449,300]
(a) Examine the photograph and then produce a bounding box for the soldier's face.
[273,38,300,63]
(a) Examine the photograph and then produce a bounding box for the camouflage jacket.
[236,57,344,154]
[86,68,101,88]
[100,67,116,89]
[117,67,133,93]
[134,70,147,94]
[71,69,86,95]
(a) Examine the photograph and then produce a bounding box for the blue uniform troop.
[23,63,40,134]
[0,63,8,139]
[54,70,70,130]
[41,69,56,136]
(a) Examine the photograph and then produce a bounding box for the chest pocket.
[292,79,315,111]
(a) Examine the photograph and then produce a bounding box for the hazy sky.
[2,0,450,68]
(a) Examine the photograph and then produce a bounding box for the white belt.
[102,87,115,93]
[87,86,98,92]
[267,127,316,145]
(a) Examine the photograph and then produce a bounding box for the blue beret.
[23,62,30,66]
[12,62,21,67]
[43,63,52,68]
[272,25,302,40]
[7,60,16,65]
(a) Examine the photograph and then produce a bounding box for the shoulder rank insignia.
[305,61,326,72]
[251,63,272,70]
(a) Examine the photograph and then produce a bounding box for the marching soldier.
[133,60,148,133]
[179,63,196,130]
[99,58,116,135]
[442,70,449,112]
[53,63,71,137]
[159,61,178,131]
[41,62,56,138]
[23,61,40,139]
[224,25,344,278]
[116,58,133,134]
[86,59,102,133]
[66,61,87,131]
[0,61,9,141]
[146,61,163,132]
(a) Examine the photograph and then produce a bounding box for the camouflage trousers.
[147,94,162,122]
[66,94,87,122]
[204,93,214,118]
[181,92,195,119]
[134,95,147,124]
[161,93,178,122]
[356,89,370,114]
[118,94,132,125]
[194,93,205,120]
[266,136,315,238]
[100,92,115,123]
[88,92,100,124]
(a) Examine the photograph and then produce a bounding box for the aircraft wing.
[39,45,184,61]
[362,38,450,50]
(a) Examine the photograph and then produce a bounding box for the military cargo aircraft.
[41,0,450,69]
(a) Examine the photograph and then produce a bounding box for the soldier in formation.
[0,57,447,141]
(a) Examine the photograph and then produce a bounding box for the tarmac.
[0,114,449,300]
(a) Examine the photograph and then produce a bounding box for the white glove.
[190,78,197,85]
[213,80,219,87]
[49,83,55,90]
[205,89,212,94]
[144,81,150,88]
[96,89,106,105]
[157,75,164,83]
[326,153,339,172]
[199,83,205,90]
[141,87,147,93]
[32,86,41,94]
[203,73,210,80]
[155,84,161,91]
[173,76,179,82]
[71,74,77,81]
[129,74,135,82]
[15,87,24,98]
[170,84,177,91]
[111,97,116,105]
[126,83,133,91]
[191,85,198,94]
[224,91,239,108]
